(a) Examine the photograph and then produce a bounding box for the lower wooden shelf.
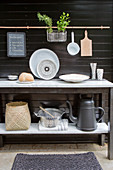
[0,123,108,135]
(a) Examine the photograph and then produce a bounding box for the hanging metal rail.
[0,26,110,29]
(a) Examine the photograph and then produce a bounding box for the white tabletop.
[0,78,113,88]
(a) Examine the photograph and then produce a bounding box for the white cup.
[97,69,104,80]
[90,63,97,79]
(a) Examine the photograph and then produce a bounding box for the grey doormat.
[11,152,103,170]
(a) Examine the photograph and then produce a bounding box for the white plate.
[59,74,90,83]
[29,48,60,79]
[16,81,34,84]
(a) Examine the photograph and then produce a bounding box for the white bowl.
[59,74,90,83]
[8,75,18,80]
[29,48,60,79]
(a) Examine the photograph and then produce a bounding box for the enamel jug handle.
[95,107,105,122]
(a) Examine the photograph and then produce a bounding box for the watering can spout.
[34,110,44,117]
[66,100,77,123]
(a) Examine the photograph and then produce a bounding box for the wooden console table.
[0,78,113,159]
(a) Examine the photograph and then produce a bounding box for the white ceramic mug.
[97,69,104,80]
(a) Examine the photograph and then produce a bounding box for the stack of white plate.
[29,48,60,80]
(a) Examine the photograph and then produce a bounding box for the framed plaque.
[7,32,26,57]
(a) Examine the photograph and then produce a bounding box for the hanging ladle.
[67,32,80,56]
[39,106,55,118]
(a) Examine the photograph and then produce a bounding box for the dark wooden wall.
[0,0,112,80]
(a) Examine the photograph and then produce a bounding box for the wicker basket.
[5,101,31,131]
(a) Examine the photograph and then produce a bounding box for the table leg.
[100,93,106,146]
[108,88,113,159]
[0,135,3,147]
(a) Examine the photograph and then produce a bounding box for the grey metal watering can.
[68,98,105,131]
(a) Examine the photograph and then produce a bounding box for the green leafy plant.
[37,12,53,33]
[57,12,70,32]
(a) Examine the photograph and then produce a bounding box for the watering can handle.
[95,107,105,122]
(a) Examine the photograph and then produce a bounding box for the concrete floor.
[0,143,113,170]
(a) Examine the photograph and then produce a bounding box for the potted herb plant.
[48,12,70,42]
[37,12,70,42]
[37,12,53,33]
